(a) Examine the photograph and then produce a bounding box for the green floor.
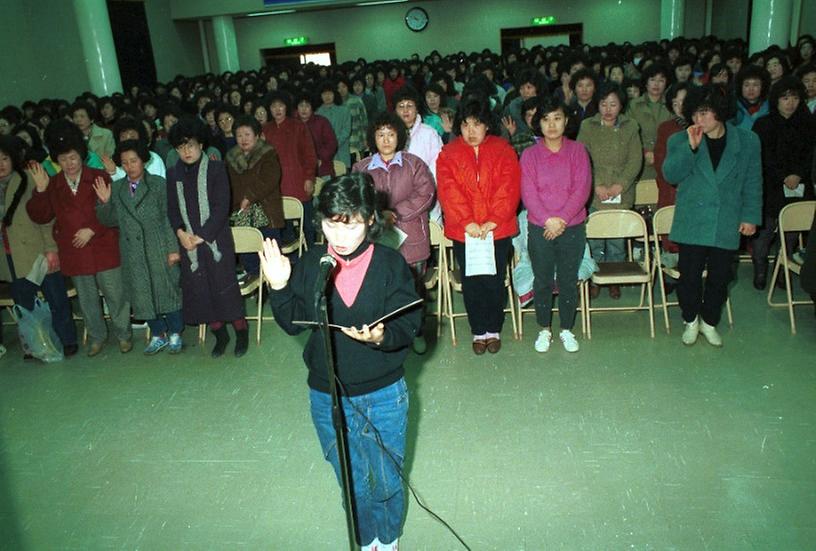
[1,264,814,550]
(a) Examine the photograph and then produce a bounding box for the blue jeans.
[310,378,409,547]
[11,272,78,348]
[146,309,184,336]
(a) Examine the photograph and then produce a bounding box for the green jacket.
[663,124,762,250]
[577,113,643,210]
[627,94,672,179]
[87,124,116,159]
[96,172,182,319]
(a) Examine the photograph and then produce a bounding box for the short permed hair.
[45,118,88,160]
[767,75,807,114]
[367,111,408,154]
[453,94,501,136]
[316,172,384,241]
[113,139,151,165]
[682,84,732,122]
[168,115,209,149]
[531,96,569,137]
[735,65,771,100]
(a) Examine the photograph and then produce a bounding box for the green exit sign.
[531,16,557,26]
[284,36,308,46]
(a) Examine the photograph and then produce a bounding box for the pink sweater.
[519,138,592,228]
[329,243,375,307]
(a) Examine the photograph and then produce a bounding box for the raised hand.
[440,111,454,134]
[29,162,50,192]
[687,124,704,151]
[100,155,117,175]
[258,237,291,290]
[93,176,111,203]
[501,116,517,136]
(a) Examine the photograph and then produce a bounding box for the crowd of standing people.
[2,32,816,551]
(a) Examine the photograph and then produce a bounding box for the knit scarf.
[175,155,222,271]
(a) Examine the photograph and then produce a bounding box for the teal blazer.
[663,123,762,250]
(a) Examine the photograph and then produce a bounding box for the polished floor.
[0,264,814,550]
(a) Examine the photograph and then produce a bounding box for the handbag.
[229,202,270,228]
[13,298,64,363]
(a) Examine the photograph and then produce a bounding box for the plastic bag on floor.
[13,298,64,363]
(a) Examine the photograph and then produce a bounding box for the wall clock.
[405,7,429,32]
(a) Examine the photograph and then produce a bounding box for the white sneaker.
[559,329,579,352]
[699,319,723,347]
[534,329,552,352]
[682,317,699,346]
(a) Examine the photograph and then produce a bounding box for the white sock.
[484,331,500,340]
[381,538,398,551]
[361,537,381,551]
[473,333,488,342]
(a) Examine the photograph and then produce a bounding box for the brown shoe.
[589,284,601,299]
[87,341,104,357]
[485,337,502,353]
[472,339,487,355]
[119,339,133,353]
[609,285,621,299]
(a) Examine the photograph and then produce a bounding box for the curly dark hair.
[316,172,384,241]
[45,118,88,160]
[453,94,501,136]
[113,139,151,165]
[367,111,408,154]
[735,65,771,101]
[682,84,732,122]
[767,75,807,114]
[531,95,569,137]
[168,116,209,149]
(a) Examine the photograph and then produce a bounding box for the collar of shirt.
[129,179,141,196]
[66,170,82,193]
[368,151,403,171]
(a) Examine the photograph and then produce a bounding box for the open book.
[292,298,423,330]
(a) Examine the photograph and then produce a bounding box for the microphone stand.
[315,287,359,550]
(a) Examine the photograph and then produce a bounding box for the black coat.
[166,158,245,324]
[752,108,816,218]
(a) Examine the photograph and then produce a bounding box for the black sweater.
[269,242,421,396]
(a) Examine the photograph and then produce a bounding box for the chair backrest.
[282,196,304,221]
[652,205,675,238]
[429,220,450,247]
[333,160,347,176]
[634,178,658,206]
[231,226,264,254]
[778,200,816,234]
[586,209,648,240]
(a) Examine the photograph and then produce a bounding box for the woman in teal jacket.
[663,85,762,347]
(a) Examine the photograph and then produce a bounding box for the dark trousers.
[751,215,798,271]
[528,223,586,331]
[452,237,511,335]
[10,272,78,348]
[677,243,735,326]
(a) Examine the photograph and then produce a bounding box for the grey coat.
[96,172,182,319]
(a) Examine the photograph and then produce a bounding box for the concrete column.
[790,0,802,46]
[212,15,240,73]
[704,0,714,35]
[660,0,686,40]
[749,0,794,54]
[72,0,123,95]
[198,20,212,74]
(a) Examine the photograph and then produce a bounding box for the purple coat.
[166,158,245,324]
[352,152,435,264]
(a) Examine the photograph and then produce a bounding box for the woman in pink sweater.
[520,96,592,354]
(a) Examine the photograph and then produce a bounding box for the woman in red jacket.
[262,91,318,246]
[26,120,132,357]
[437,95,521,355]
[295,91,337,180]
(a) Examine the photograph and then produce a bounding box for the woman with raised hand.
[94,140,184,355]
[261,173,420,551]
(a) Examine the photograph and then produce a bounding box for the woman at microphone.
[259,172,421,551]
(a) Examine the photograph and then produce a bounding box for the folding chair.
[634,178,658,207]
[767,200,815,335]
[441,240,519,345]
[333,160,347,176]
[651,205,733,334]
[281,196,308,257]
[427,221,448,339]
[583,209,655,338]
[198,227,268,346]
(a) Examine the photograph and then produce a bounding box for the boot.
[753,262,767,290]
[211,325,230,358]
[234,328,249,358]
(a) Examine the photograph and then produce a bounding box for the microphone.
[316,254,337,294]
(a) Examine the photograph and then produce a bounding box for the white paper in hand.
[783,183,805,199]
[465,231,497,276]
[601,194,622,204]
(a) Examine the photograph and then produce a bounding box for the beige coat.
[0,171,58,282]
[87,124,115,159]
